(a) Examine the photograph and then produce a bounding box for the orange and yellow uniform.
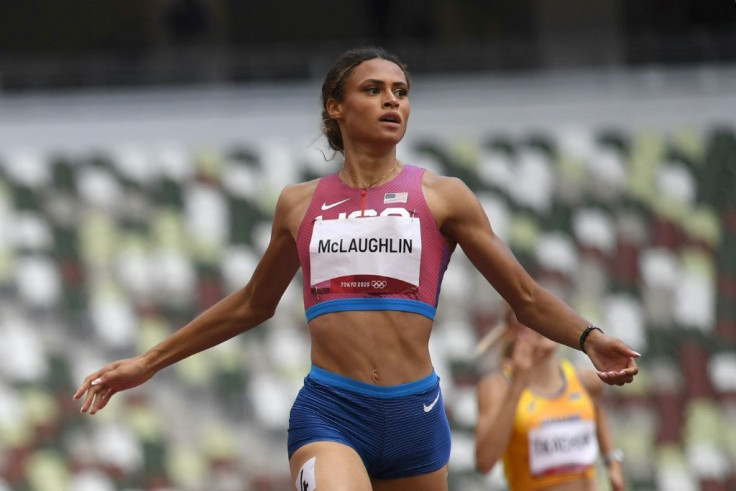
[502,359,598,490]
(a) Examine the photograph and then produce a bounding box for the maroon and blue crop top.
[296,165,454,322]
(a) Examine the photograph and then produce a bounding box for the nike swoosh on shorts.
[423,392,440,412]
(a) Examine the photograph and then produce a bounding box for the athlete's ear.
[325,98,343,121]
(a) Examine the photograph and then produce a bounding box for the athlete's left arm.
[580,369,626,491]
[424,173,638,385]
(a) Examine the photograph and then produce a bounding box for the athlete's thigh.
[371,464,449,491]
[290,441,372,491]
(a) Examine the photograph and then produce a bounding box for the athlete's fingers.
[91,389,115,415]
[91,389,106,414]
[80,387,96,413]
[514,330,534,356]
[80,381,106,414]
[599,367,637,379]
[597,369,635,385]
[74,374,103,400]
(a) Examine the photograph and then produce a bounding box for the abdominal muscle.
[307,309,435,385]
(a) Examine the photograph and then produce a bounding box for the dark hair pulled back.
[321,47,411,153]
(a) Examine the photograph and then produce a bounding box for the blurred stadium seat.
[0,98,734,491]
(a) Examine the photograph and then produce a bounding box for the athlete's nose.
[382,96,399,109]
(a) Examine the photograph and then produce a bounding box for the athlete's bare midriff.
[308,309,435,385]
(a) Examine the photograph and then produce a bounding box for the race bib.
[309,215,421,294]
[528,419,598,477]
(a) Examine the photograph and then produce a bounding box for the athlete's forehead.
[346,58,409,87]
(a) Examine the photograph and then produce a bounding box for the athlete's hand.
[509,328,545,384]
[73,355,154,415]
[584,330,640,386]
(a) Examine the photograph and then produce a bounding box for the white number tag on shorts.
[309,215,421,294]
[528,419,598,476]
[295,456,316,490]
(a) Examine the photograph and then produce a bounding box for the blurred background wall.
[0,1,735,490]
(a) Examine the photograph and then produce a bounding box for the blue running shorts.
[287,365,451,479]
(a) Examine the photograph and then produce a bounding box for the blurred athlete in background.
[475,304,626,491]
[75,47,638,491]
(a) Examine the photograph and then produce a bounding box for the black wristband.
[579,325,603,353]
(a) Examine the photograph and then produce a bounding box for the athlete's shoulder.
[279,178,320,207]
[420,168,473,198]
[274,178,321,235]
[420,168,478,224]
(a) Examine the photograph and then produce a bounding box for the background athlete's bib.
[309,215,422,294]
[528,419,598,477]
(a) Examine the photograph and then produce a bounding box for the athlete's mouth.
[379,113,401,124]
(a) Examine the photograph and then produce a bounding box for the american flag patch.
[384,192,408,204]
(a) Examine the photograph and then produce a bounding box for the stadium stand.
[0,70,735,490]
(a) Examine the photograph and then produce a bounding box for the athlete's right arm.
[475,332,536,474]
[74,185,305,414]
[474,372,528,474]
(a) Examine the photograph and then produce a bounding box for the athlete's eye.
[365,87,380,95]
[394,88,408,98]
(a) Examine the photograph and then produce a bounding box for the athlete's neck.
[341,157,402,189]
[528,353,563,392]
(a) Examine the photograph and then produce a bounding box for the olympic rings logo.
[371,280,387,289]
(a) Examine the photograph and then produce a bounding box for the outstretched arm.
[425,174,639,385]
[74,185,303,414]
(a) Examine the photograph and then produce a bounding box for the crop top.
[296,165,453,322]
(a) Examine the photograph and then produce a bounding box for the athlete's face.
[326,58,410,150]
[507,310,558,355]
